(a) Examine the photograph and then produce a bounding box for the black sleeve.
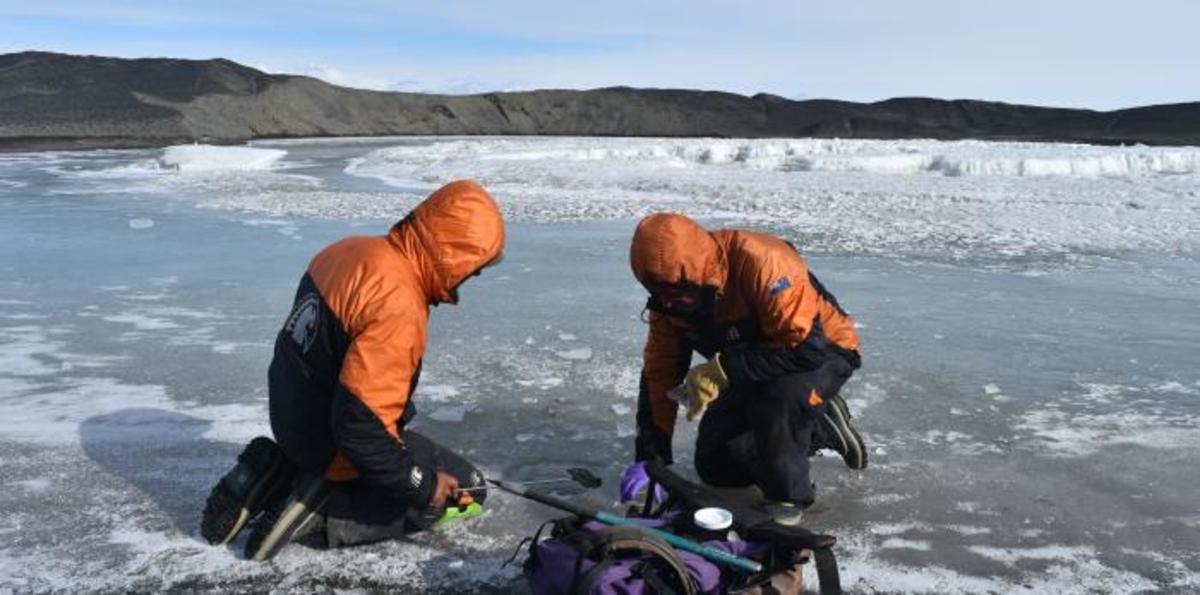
[722,319,861,385]
[634,371,674,464]
[331,385,436,506]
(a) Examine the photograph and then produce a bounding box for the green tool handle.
[593,511,762,574]
[491,479,762,574]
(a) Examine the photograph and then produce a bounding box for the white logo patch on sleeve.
[284,293,321,353]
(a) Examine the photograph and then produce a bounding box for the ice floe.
[159,145,287,172]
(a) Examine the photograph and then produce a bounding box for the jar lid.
[693,507,733,530]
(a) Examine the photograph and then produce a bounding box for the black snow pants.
[694,352,857,507]
[321,430,486,548]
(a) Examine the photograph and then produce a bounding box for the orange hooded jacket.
[269,180,504,503]
[630,213,859,443]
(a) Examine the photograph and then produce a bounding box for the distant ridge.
[2,51,1198,150]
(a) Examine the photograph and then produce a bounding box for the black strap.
[639,479,659,517]
[812,547,841,595]
[502,536,532,569]
[636,560,681,595]
[511,519,562,570]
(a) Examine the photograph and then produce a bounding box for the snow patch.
[0,325,69,376]
[555,347,593,361]
[101,312,182,331]
[516,376,564,390]
[13,478,52,492]
[1016,381,1200,456]
[968,544,1093,564]
[943,524,993,536]
[1017,407,1200,455]
[880,538,932,551]
[0,376,173,445]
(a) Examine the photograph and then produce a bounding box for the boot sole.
[824,396,867,470]
[246,476,330,562]
[200,438,291,546]
[763,502,806,526]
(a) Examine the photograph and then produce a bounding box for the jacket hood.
[630,213,726,291]
[389,180,505,304]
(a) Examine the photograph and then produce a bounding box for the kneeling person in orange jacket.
[628,213,866,518]
[200,180,504,560]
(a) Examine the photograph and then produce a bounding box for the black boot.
[244,473,331,561]
[200,436,296,546]
[816,394,867,470]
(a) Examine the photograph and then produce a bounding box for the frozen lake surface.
[1,137,1198,592]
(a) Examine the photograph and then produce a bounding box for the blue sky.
[1,1,1196,109]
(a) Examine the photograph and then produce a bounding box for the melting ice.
[0,137,1198,592]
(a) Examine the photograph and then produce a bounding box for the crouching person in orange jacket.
[200,180,505,560]
[628,213,865,522]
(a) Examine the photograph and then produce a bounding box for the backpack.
[515,461,841,595]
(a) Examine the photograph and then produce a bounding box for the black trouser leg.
[693,378,816,507]
[694,373,829,507]
[694,391,756,488]
[323,430,484,548]
[747,375,817,506]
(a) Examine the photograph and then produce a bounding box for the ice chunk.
[983,384,1001,395]
[160,144,287,172]
[428,406,466,423]
[128,218,155,229]
[557,332,576,341]
[417,384,460,402]
[611,403,631,415]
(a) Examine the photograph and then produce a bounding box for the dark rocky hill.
[2,51,1197,150]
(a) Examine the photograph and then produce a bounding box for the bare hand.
[430,471,460,506]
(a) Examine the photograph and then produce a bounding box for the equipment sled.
[515,460,841,594]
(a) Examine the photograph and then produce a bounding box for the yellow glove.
[684,355,728,421]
